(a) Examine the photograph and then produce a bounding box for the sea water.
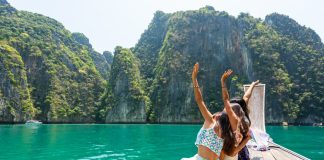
[0,124,323,160]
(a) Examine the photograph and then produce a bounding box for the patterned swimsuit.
[195,123,224,156]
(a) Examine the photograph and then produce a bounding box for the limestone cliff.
[0,43,35,122]
[105,47,149,123]
[0,1,106,123]
[1,1,323,123]
[133,7,323,123]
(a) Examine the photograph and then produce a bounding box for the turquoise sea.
[0,124,323,160]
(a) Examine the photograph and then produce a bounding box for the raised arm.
[221,69,239,131]
[192,63,213,123]
[233,132,252,155]
[243,80,260,105]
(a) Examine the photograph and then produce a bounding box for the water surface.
[0,124,322,160]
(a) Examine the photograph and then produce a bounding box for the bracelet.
[193,85,200,88]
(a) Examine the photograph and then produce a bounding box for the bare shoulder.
[202,119,215,129]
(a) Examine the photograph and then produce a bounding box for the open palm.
[221,69,233,82]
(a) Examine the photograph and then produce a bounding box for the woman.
[220,69,259,160]
[218,69,244,160]
[182,63,241,160]
[220,105,251,160]
[233,80,259,160]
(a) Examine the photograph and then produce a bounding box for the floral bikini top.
[195,122,224,156]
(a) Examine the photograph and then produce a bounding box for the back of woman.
[182,64,239,160]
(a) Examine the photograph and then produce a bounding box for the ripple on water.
[79,148,140,160]
[79,153,126,160]
[94,144,106,147]
[89,144,106,150]
[124,148,134,151]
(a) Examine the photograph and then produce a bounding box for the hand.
[221,69,233,82]
[251,80,260,86]
[235,132,243,146]
[192,63,199,80]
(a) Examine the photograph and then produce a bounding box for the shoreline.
[0,121,322,126]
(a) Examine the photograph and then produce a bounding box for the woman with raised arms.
[182,63,242,160]
[219,69,260,160]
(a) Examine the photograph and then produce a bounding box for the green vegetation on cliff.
[0,1,106,122]
[1,2,323,123]
[72,32,111,80]
[132,7,324,123]
[103,47,150,123]
[133,11,170,87]
[0,43,35,122]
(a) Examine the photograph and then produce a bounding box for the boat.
[282,121,289,126]
[25,120,42,125]
[243,84,310,160]
[313,122,322,126]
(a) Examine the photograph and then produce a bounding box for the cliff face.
[0,1,106,123]
[103,51,113,67]
[132,7,324,123]
[265,13,323,50]
[147,8,253,123]
[105,47,148,123]
[133,11,170,84]
[1,1,323,123]
[262,13,324,123]
[0,43,35,122]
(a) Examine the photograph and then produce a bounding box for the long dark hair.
[231,103,249,140]
[218,112,235,155]
[231,103,245,119]
[230,97,251,126]
[231,98,251,138]
[230,97,251,122]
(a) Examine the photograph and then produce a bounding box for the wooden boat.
[244,84,310,160]
[248,141,310,160]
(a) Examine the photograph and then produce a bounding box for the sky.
[7,0,324,53]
